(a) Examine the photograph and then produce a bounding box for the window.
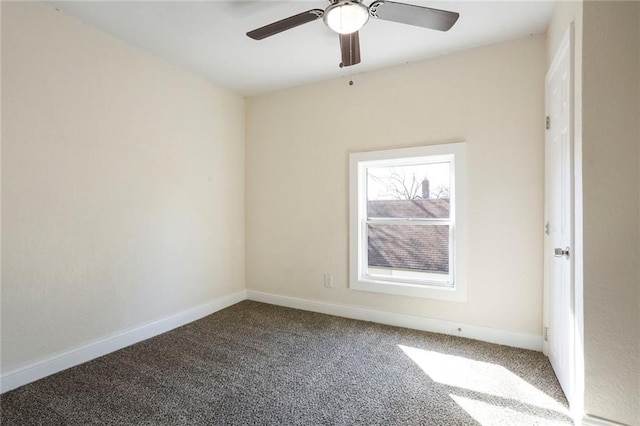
[349,143,467,301]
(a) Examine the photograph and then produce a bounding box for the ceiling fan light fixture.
[323,1,370,34]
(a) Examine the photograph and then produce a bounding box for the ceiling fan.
[246,0,460,67]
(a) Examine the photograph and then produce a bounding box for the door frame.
[543,23,577,407]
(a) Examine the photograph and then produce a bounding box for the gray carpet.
[0,301,572,425]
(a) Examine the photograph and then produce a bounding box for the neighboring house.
[367,199,450,274]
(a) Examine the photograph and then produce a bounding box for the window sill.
[350,278,467,302]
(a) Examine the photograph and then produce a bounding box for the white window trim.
[349,142,468,302]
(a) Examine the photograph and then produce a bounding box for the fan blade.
[369,1,459,31]
[339,32,361,67]
[247,9,324,40]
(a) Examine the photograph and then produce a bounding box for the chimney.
[422,179,430,199]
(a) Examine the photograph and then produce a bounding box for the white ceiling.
[49,1,556,96]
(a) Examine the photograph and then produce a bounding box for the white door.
[544,26,574,402]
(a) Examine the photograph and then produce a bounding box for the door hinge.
[546,116,550,130]
[545,222,550,235]
[544,327,549,342]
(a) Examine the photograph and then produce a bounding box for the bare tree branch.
[370,166,450,201]
[431,185,450,199]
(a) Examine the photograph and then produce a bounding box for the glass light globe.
[323,2,369,34]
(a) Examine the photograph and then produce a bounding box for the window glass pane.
[367,223,450,275]
[367,163,450,219]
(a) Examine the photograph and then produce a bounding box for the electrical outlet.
[323,274,334,288]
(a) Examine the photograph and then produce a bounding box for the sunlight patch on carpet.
[398,344,571,424]
[450,395,570,426]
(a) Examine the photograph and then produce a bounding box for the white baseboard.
[1,288,544,394]
[581,415,631,426]
[0,290,247,394]
[246,290,542,351]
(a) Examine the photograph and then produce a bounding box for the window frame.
[349,142,467,302]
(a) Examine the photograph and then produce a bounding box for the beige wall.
[1,2,245,373]
[246,35,546,336]
[581,2,640,424]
